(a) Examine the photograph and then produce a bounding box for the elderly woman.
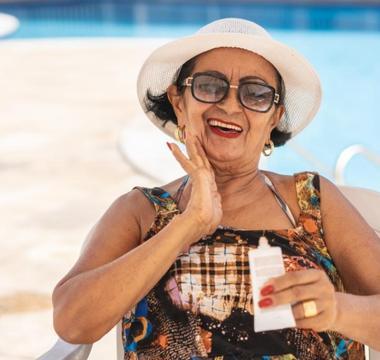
[52,18,380,359]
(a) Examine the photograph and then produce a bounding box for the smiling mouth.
[207,119,243,133]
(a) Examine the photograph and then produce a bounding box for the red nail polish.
[166,142,172,151]
[260,285,274,296]
[258,298,273,308]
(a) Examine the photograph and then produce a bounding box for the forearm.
[53,213,202,344]
[331,292,380,350]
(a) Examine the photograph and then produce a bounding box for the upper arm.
[320,175,380,295]
[54,188,154,290]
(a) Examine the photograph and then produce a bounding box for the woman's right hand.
[168,130,223,239]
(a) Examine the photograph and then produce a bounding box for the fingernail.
[166,142,172,151]
[260,285,274,296]
[258,298,273,308]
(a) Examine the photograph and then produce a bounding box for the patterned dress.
[121,171,365,360]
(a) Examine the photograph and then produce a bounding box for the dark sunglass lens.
[240,83,274,111]
[193,75,228,102]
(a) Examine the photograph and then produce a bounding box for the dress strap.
[132,186,162,213]
[294,171,321,217]
[293,171,323,236]
[262,174,297,228]
[173,175,190,203]
[133,176,189,214]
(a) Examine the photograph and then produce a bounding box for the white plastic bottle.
[248,236,296,332]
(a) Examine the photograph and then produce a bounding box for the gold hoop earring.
[174,125,186,144]
[262,139,274,157]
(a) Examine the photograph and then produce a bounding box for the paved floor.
[0,38,183,359]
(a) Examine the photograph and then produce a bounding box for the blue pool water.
[269,30,380,191]
[1,0,379,190]
[2,1,380,38]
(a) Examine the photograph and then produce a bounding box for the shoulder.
[123,175,185,210]
[315,176,380,294]
[125,176,187,240]
[261,169,319,197]
[262,169,319,188]
[157,175,188,196]
[285,171,339,211]
[261,169,295,190]
[108,189,150,236]
[262,170,326,217]
[316,174,348,213]
[261,170,300,219]
[311,172,371,244]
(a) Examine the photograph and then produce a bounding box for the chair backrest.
[116,322,123,359]
[338,185,380,236]
[338,186,380,360]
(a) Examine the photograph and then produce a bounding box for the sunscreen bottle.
[248,236,296,332]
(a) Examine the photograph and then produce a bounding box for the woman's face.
[168,47,285,172]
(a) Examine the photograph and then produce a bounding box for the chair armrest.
[370,347,380,360]
[37,338,92,360]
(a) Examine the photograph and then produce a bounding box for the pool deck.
[0,38,180,359]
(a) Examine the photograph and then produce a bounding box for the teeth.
[208,120,242,132]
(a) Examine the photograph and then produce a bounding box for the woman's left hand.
[259,269,339,332]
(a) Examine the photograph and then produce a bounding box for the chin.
[206,147,242,163]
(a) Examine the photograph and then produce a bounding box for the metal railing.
[288,141,380,186]
[334,144,380,185]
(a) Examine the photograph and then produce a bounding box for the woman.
[52,18,380,359]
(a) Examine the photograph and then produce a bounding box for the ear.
[167,84,186,125]
[269,104,285,131]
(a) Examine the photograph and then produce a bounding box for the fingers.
[183,131,201,163]
[168,137,207,176]
[292,301,337,332]
[258,270,334,308]
[192,135,213,172]
[261,269,323,293]
[257,269,338,332]
[261,282,323,308]
[292,299,322,320]
[295,314,326,331]
[168,142,195,174]
[168,129,213,175]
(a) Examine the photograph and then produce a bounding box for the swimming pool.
[2,1,380,38]
[1,0,379,191]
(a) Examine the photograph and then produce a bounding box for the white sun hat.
[137,18,322,141]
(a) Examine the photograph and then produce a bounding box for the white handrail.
[288,141,334,177]
[335,145,380,185]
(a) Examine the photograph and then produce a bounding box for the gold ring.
[302,300,318,318]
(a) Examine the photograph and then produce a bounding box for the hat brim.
[137,32,322,140]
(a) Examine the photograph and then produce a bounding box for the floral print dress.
[121,171,365,360]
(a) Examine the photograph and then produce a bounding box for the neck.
[181,167,269,213]
[213,168,267,212]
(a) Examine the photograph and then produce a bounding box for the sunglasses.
[182,72,280,113]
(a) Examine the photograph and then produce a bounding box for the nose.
[217,86,243,113]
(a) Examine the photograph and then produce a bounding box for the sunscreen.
[248,236,296,332]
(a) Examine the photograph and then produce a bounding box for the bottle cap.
[258,236,270,247]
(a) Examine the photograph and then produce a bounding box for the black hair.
[145,55,291,147]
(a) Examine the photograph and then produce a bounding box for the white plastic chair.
[38,185,380,360]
